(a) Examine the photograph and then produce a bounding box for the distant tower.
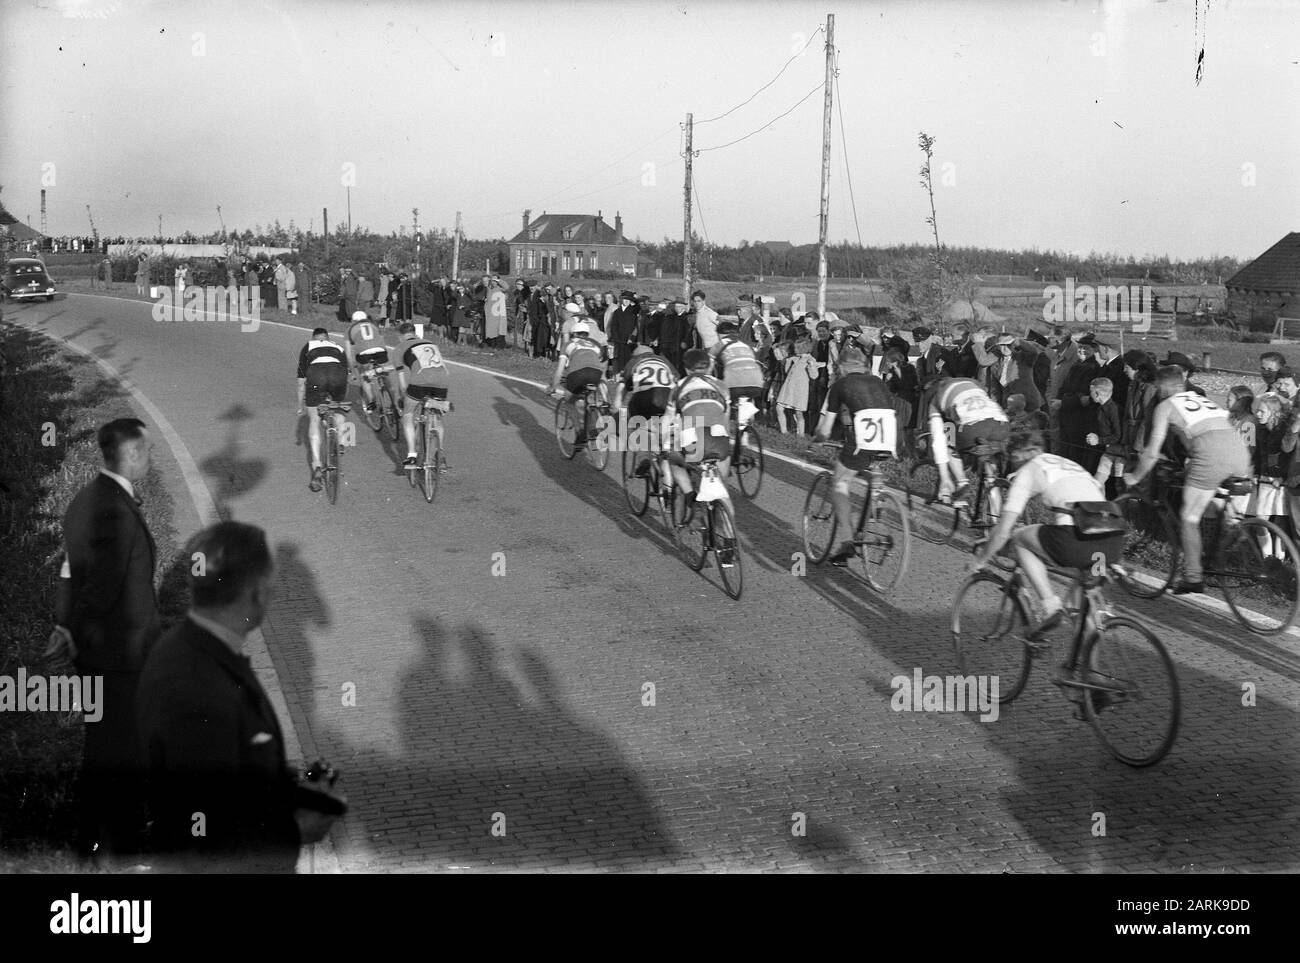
[40,189,47,236]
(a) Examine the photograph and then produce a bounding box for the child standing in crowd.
[1086,377,1124,495]
[1251,393,1290,558]
[776,337,819,434]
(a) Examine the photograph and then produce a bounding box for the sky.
[1,0,1297,260]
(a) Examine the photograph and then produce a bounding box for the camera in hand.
[296,758,347,817]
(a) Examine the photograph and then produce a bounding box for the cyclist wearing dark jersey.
[710,319,766,428]
[813,346,897,566]
[972,431,1123,638]
[924,376,1010,506]
[611,345,678,477]
[395,322,450,466]
[663,349,733,508]
[296,327,349,491]
[345,310,400,415]
[549,321,606,446]
[1124,364,1252,593]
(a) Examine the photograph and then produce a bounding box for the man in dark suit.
[137,521,343,873]
[48,418,161,861]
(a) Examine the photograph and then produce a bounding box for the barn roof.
[1226,232,1300,294]
[508,213,632,247]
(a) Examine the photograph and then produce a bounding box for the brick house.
[507,210,639,278]
[1225,232,1300,329]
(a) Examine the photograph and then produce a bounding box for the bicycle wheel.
[906,461,958,544]
[407,416,421,488]
[385,385,402,442]
[656,470,677,533]
[1082,616,1180,767]
[1220,517,1300,636]
[623,449,650,516]
[586,405,609,471]
[420,433,441,504]
[712,501,744,599]
[675,496,708,571]
[324,429,340,505]
[857,489,912,595]
[802,471,837,565]
[951,571,1033,704]
[1114,493,1178,599]
[735,425,764,498]
[554,399,577,459]
[361,385,383,432]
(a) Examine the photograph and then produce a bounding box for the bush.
[1178,324,1270,344]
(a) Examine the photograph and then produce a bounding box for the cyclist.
[548,320,606,449]
[922,375,1011,506]
[970,430,1123,638]
[663,348,733,515]
[394,322,450,468]
[710,318,766,431]
[611,344,678,478]
[1123,364,1252,594]
[812,345,898,567]
[344,309,400,417]
[560,302,608,349]
[296,327,349,492]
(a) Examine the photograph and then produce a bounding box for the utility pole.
[451,211,462,280]
[40,189,47,237]
[346,186,352,238]
[323,208,329,257]
[86,205,98,249]
[682,112,694,303]
[413,207,420,268]
[817,13,835,318]
[216,205,226,241]
[158,214,163,239]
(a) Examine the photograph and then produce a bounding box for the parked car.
[1,258,57,302]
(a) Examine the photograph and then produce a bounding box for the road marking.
[8,311,341,873]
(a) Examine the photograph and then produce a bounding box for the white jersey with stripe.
[1160,390,1235,442]
[1003,452,1105,525]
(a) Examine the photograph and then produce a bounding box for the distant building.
[507,210,639,278]
[1225,232,1300,328]
[0,200,46,248]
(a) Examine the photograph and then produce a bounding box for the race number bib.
[1175,394,1225,433]
[852,408,897,454]
[410,343,441,372]
[952,387,1001,426]
[634,360,674,390]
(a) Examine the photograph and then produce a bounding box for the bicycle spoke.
[801,471,836,564]
[950,572,1032,704]
[713,502,744,599]
[856,489,911,595]
[1083,616,1180,767]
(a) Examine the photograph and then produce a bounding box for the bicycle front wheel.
[623,449,650,516]
[857,489,912,596]
[907,461,958,545]
[951,571,1032,704]
[801,471,837,565]
[1114,493,1178,599]
[735,425,764,498]
[324,430,341,505]
[1220,517,1300,636]
[1082,616,1180,767]
[555,399,577,459]
[712,501,744,599]
[586,406,609,471]
[675,496,708,571]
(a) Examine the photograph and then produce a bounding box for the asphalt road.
[9,291,1299,872]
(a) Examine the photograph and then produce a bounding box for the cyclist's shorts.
[668,432,731,466]
[955,418,1010,453]
[839,442,888,474]
[729,386,764,405]
[304,364,349,407]
[1184,429,1251,492]
[1038,524,1124,569]
[628,389,669,420]
[358,348,389,366]
[406,383,449,402]
[564,366,604,395]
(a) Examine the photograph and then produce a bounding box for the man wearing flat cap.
[609,290,641,372]
[660,297,691,371]
[1056,333,1101,466]
[1162,351,1207,396]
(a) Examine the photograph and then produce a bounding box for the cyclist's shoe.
[1027,607,1064,642]
[828,541,857,568]
[1172,579,1206,595]
[949,483,971,509]
[308,467,324,492]
[403,455,419,469]
[717,536,738,567]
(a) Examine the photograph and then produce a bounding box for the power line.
[695,25,824,126]
[695,81,824,153]
[691,169,710,246]
[834,65,863,248]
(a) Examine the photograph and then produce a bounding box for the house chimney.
[615,211,622,237]
[522,209,531,234]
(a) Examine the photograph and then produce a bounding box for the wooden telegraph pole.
[816,13,835,319]
[413,208,420,268]
[451,211,462,280]
[682,112,694,304]
[323,208,329,257]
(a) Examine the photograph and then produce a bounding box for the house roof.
[1226,232,1300,294]
[508,213,632,247]
[1,220,44,241]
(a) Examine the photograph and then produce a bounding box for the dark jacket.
[138,617,301,873]
[1095,399,1123,455]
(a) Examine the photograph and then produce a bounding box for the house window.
[513,249,522,272]
[527,249,536,270]
[529,228,538,240]
[591,250,599,270]
[562,251,571,271]
[575,250,584,270]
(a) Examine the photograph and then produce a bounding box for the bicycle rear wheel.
[1082,616,1180,767]
[1114,493,1178,599]
[675,496,708,571]
[712,501,744,599]
[801,471,837,565]
[420,433,441,504]
[735,425,764,498]
[586,405,609,471]
[1220,517,1300,636]
[857,489,911,596]
[554,399,577,459]
[951,571,1032,704]
[623,449,650,516]
[324,429,340,505]
[361,385,383,431]
[382,383,400,442]
[907,461,958,544]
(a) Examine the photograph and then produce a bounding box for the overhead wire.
[694,25,824,126]
[833,59,863,248]
[695,80,825,154]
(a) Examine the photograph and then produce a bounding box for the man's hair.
[1007,429,1046,454]
[1275,365,1297,383]
[683,348,711,369]
[1090,377,1113,391]
[186,521,272,609]
[882,347,908,368]
[1005,393,1027,414]
[1261,351,1286,366]
[312,327,329,338]
[951,323,969,337]
[398,322,416,336]
[691,290,706,301]
[98,418,146,467]
[1155,365,1186,390]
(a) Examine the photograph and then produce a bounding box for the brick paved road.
[12,294,1300,872]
